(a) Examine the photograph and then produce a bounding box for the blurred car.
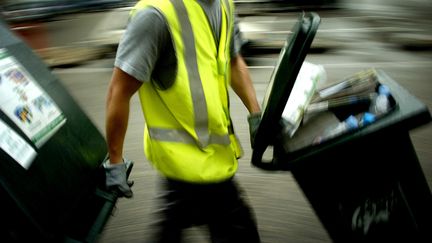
[1,0,135,22]
[0,0,136,66]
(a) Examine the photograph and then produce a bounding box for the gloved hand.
[103,158,134,198]
[247,112,262,148]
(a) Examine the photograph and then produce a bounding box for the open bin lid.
[251,12,320,170]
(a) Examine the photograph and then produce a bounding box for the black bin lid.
[252,12,320,170]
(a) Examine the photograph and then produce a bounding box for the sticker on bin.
[0,119,37,169]
[0,48,66,147]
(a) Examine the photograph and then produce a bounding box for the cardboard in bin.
[252,13,397,170]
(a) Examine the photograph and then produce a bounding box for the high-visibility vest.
[131,0,243,183]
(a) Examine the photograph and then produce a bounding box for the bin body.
[279,71,432,242]
[248,12,432,241]
[0,18,119,242]
[289,132,431,242]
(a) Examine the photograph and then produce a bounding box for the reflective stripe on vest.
[148,127,231,145]
[146,0,232,148]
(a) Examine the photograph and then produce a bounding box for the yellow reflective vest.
[131,0,243,183]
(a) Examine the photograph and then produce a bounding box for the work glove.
[103,158,134,198]
[247,112,262,148]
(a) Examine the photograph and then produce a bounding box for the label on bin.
[0,48,66,147]
[0,119,36,169]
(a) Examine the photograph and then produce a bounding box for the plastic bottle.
[359,112,376,126]
[369,84,391,116]
[314,115,359,144]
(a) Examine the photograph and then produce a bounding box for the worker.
[104,0,262,242]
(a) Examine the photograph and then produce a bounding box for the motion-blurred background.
[2,0,431,67]
[1,1,431,242]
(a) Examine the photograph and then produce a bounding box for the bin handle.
[252,149,278,171]
[251,116,290,171]
[251,140,284,171]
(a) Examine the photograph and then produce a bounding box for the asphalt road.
[50,5,432,243]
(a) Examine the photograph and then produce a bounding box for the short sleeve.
[114,8,170,82]
[230,14,243,58]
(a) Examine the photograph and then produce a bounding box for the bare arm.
[230,54,261,114]
[105,67,142,164]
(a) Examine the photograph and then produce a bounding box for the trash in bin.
[304,69,398,145]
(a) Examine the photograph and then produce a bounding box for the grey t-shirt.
[115,0,242,88]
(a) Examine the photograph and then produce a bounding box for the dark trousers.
[145,177,261,243]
